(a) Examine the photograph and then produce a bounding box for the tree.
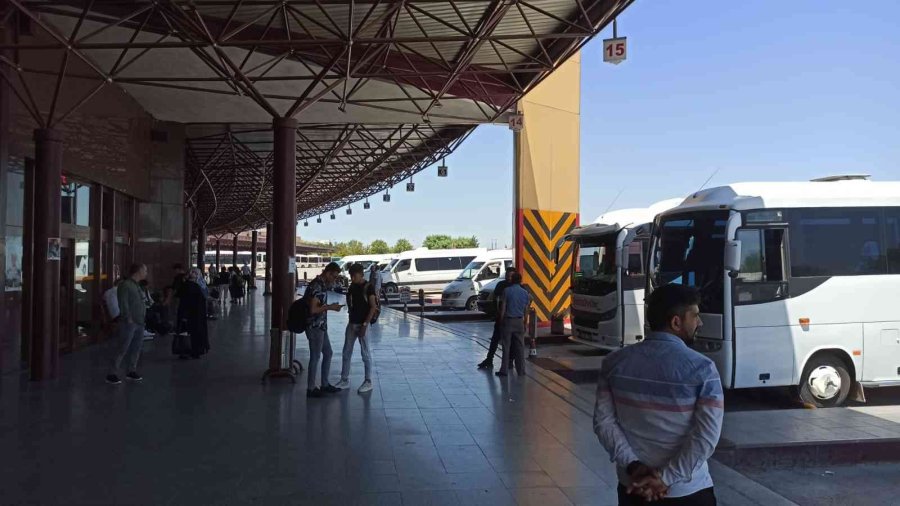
[422,234,453,249]
[368,239,391,254]
[393,238,414,253]
[451,236,479,248]
[345,240,368,255]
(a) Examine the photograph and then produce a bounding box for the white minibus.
[383,248,485,294]
[441,249,513,310]
[567,200,681,350]
[647,177,900,407]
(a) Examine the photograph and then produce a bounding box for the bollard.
[528,308,538,357]
[418,289,425,316]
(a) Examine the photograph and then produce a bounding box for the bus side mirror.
[725,240,742,276]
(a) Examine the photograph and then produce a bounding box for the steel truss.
[1,0,632,233]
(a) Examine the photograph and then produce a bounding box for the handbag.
[172,327,192,356]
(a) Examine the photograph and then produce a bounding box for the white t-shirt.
[103,286,120,319]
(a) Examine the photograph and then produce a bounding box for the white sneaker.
[358,380,373,393]
[335,379,350,389]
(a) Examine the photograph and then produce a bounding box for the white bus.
[647,177,900,407]
[441,249,513,310]
[203,251,267,276]
[567,200,682,350]
[383,247,485,294]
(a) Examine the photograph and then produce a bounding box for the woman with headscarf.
[176,268,210,359]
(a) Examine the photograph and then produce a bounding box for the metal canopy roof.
[2,0,633,234]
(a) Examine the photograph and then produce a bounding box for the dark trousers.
[485,319,503,361]
[617,485,716,506]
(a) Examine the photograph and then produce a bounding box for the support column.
[214,239,221,273]
[183,206,193,269]
[269,117,297,371]
[513,53,580,326]
[196,225,206,272]
[231,234,238,267]
[263,221,272,295]
[30,129,62,380]
[250,229,258,289]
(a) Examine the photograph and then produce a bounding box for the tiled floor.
[1,289,788,505]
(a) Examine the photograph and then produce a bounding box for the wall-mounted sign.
[508,112,524,132]
[47,238,61,261]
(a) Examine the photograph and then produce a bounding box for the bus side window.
[735,228,787,303]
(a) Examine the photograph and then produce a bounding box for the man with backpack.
[304,262,344,398]
[336,263,378,394]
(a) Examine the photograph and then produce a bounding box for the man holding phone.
[306,262,344,398]
[336,263,378,393]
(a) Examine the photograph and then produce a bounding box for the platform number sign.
[508,111,524,132]
[603,37,627,65]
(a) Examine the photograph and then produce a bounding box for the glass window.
[457,261,485,280]
[734,228,788,304]
[651,211,728,313]
[574,233,617,297]
[61,183,76,224]
[75,183,91,227]
[396,259,411,272]
[886,208,900,274]
[479,262,501,281]
[788,208,885,276]
[415,258,441,271]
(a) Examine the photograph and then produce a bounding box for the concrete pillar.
[196,225,206,273]
[263,221,272,295]
[250,229,258,289]
[270,117,297,368]
[232,234,239,267]
[214,239,221,273]
[513,53,580,324]
[30,129,63,380]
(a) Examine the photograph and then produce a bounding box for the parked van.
[383,248,485,294]
[336,254,394,288]
[441,250,513,310]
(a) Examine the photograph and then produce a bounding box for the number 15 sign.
[603,37,627,65]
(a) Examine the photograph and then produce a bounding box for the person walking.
[305,262,344,398]
[177,268,210,359]
[106,263,148,385]
[241,262,253,289]
[478,267,516,370]
[497,272,530,377]
[593,284,723,505]
[336,263,377,394]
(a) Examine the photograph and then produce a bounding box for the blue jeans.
[306,327,332,389]
[341,324,372,382]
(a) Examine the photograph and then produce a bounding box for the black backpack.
[287,287,313,333]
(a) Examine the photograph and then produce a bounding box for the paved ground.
[742,462,900,506]
[0,289,806,505]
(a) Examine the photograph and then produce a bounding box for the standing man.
[336,263,377,394]
[593,284,723,505]
[106,263,148,385]
[305,262,344,398]
[477,267,516,369]
[368,263,382,324]
[497,272,530,377]
[241,262,253,288]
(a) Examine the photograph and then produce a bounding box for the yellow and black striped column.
[513,53,580,324]
[517,209,577,321]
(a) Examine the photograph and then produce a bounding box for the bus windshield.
[383,259,398,272]
[573,233,618,297]
[650,211,729,313]
[457,262,485,280]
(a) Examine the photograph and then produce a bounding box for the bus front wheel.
[384,283,398,295]
[798,354,852,408]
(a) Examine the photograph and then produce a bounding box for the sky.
[299,0,900,248]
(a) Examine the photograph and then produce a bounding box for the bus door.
[732,225,794,388]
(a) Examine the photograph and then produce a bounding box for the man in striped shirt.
[594,284,724,505]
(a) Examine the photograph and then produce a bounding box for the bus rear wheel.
[384,283,398,295]
[798,354,852,408]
